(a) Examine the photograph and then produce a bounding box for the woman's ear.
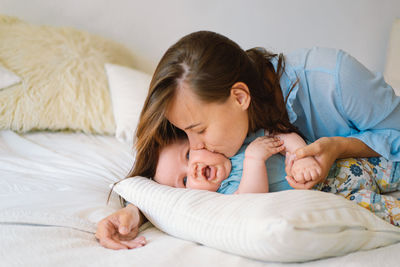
[230,82,251,110]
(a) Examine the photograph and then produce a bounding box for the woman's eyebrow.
[184,123,201,130]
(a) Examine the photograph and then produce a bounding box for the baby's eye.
[186,150,190,160]
[183,177,187,186]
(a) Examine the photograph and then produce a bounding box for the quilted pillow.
[0,15,135,134]
[113,177,400,263]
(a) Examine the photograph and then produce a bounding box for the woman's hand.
[95,204,146,250]
[285,137,339,189]
[287,156,322,184]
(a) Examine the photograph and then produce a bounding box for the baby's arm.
[235,136,284,194]
[275,132,321,184]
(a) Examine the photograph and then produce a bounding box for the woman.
[96,31,400,249]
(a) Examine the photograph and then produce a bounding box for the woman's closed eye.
[197,128,206,134]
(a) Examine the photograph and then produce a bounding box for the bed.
[1,13,400,267]
[2,130,400,267]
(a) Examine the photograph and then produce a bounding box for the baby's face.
[154,139,232,192]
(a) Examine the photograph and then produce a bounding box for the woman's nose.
[187,134,205,150]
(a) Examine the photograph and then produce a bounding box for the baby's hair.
[107,126,186,206]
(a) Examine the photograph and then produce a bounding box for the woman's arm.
[335,51,400,161]
[95,204,147,249]
[298,136,380,159]
[288,50,399,189]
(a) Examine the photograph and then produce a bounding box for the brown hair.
[110,31,300,205]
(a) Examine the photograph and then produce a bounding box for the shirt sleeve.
[337,50,400,161]
[217,175,240,194]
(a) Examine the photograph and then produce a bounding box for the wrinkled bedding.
[1,130,400,267]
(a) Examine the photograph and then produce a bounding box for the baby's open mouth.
[202,166,216,180]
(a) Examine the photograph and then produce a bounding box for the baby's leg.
[314,157,400,226]
[314,158,378,194]
[361,157,400,193]
[338,189,400,226]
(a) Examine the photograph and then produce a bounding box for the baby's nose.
[189,163,202,180]
[186,164,207,190]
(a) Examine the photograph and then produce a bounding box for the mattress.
[1,130,400,267]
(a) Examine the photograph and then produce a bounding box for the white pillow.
[385,18,400,95]
[113,177,400,263]
[0,64,21,90]
[105,63,152,145]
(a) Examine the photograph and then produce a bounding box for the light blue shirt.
[274,47,400,161]
[218,129,292,194]
[217,47,400,195]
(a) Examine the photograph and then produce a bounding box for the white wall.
[1,0,399,74]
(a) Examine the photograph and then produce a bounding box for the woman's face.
[166,82,250,158]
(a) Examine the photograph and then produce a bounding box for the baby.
[154,129,400,226]
[154,129,320,194]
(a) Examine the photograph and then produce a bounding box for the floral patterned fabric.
[314,157,400,226]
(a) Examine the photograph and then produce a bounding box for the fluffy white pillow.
[0,64,20,90]
[113,177,400,263]
[385,18,400,95]
[105,64,152,145]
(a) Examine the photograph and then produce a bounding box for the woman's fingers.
[286,176,306,189]
[293,137,336,184]
[303,179,320,189]
[295,137,334,160]
[96,205,144,250]
[102,237,129,250]
[116,212,135,235]
[286,176,317,189]
[295,144,317,159]
[96,220,128,250]
[120,236,147,249]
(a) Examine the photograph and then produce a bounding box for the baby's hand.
[289,156,321,184]
[245,136,285,162]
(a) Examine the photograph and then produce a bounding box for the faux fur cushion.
[0,15,135,134]
[0,64,21,90]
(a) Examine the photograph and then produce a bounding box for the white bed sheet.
[1,130,399,267]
